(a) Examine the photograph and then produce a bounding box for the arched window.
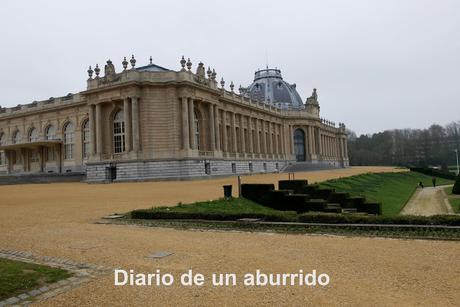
[29,128,38,142]
[82,120,90,159]
[194,111,200,150]
[45,125,56,140]
[63,122,75,160]
[12,130,21,144]
[294,129,306,162]
[113,110,125,153]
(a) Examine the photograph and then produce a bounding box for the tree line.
[347,121,460,167]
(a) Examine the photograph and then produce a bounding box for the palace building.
[0,55,348,183]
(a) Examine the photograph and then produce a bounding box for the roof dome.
[244,68,303,109]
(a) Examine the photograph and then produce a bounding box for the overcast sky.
[0,0,458,135]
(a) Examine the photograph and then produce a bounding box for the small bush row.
[410,167,458,180]
[131,208,460,226]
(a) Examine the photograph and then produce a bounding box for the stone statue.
[311,88,318,101]
[104,60,116,77]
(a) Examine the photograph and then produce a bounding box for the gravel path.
[1,167,459,306]
[401,185,454,216]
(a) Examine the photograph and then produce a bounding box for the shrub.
[309,188,334,199]
[452,176,460,195]
[278,180,308,193]
[343,196,365,209]
[241,184,275,205]
[410,167,457,180]
[328,192,350,204]
[131,209,298,222]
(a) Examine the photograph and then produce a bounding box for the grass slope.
[444,186,460,213]
[319,172,453,216]
[0,258,72,300]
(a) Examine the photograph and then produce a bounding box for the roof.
[136,63,171,72]
[245,68,303,109]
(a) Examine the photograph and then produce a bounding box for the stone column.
[254,118,260,153]
[181,97,189,150]
[240,115,245,153]
[232,113,237,152]
[95,103,102,155]
[344,137,348,158]
[317,130,322,157]
[290,126,295,154]
[188,98,196,150]
[208,103,215,151]
[214,106,220,151]
[131,97,140,152]
[123,98,132,152]
[222,110,228,152]
[261,121,267,154]
[247,116,253,153]
[89,104,96,156]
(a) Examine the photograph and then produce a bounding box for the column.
[89,104,96,156]
[290,125,294,154]
[274,124,279,155]
[208,103,215,151]
[267,122,273,154]
[344,137,348,158]
[232,113,237,152]
[131,97,140,152]
[222,110,228,152]
[95,103,102,155]
[188,98,196,150]
[214,106,220,151]
[247,116,253,153]
[123,98,132,152]
[317,130,322,157]
[255,118,260,153]
[240,115,245,153]
[261,121,267,154]
[181,97,189,150]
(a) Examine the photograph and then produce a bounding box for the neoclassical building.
[0,56,348,182]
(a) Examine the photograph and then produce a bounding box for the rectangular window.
[205,162,211,175]
[263,162,267,172]
[113,122,125,153]
[0,151,4,165]
[29,150,39,163]
[249,163,253,172]
[64,144,74,160]
[45,147,55,161]
[231,163,236,173]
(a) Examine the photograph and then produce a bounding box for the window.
[263,162,267,172]
[231,163,236,173]
[13,131,21,144]
[294,129,306,162]
[29,150,39,162]
[45,146,55,161]
[82,120,90,159]
[29,128,38,142]
[113,110,125,153]
[205,162,211,175]
[64,122,75,160]
[249,162,253,172]
[46,125,56,140]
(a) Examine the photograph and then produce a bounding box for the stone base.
[86,158,347,183]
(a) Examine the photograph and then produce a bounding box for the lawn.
[319,172,453,216]
[444,186,460,213]
[0,258,72,301]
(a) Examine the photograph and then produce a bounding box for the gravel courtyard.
[1,166,459,306]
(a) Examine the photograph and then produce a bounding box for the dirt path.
[401,185,454,216]
[1,167,459,306]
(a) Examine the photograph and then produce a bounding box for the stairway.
[0,173,86,185]
[282,162,345,173]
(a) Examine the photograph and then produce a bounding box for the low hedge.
[298,212,460,226]
[410,167,457,180]
[131,209,298,222]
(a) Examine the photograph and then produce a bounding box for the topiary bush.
[241,184,275,205]
[278,180,308,194]
[452,176,460,195]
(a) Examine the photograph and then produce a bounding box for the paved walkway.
[401,185,454,216]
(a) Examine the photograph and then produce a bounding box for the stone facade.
[0,56,348,182]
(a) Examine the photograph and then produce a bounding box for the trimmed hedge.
[410,167,457,180]
[298,212,460,226]
[278,180,308,193]
[452,176,460,195]
[131,209,298,222]
[241,184,275,205]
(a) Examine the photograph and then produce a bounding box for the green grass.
[149,198,282,215]
[319,172,453,216]
[0,258,72,300]
[444,186,460,213]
